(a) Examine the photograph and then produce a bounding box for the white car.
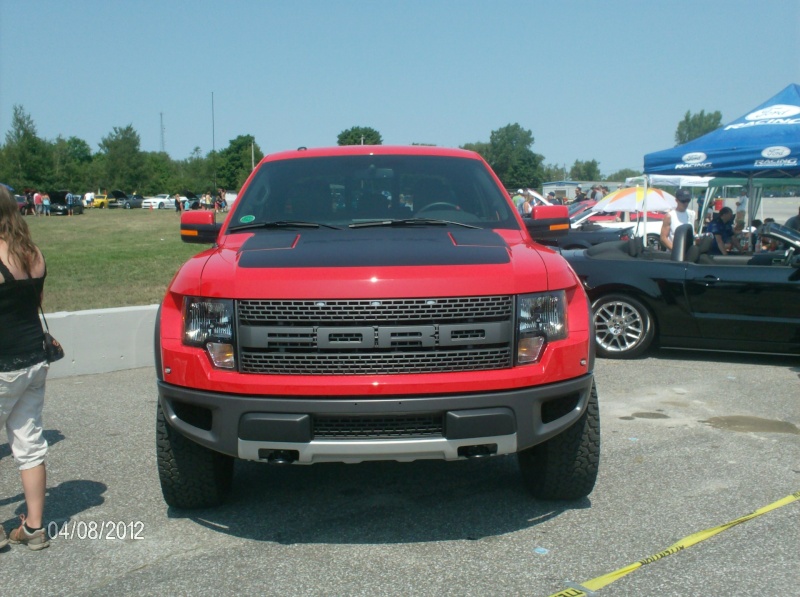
[142,194,177,209]
[571,205,668,248]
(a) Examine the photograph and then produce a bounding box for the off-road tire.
[156,405,234,509]
[518,382,600,500]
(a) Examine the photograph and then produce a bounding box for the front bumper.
[158,373,595,464]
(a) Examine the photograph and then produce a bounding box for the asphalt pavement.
[1,350,799,596]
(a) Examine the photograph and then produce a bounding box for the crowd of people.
[695,197,800,256]
[173,188,229,214]
[511,184,612,214]
[21,191,52,217]
[573,184,611,203]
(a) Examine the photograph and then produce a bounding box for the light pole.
[212,92,217,189]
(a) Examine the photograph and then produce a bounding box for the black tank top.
[0,256,47,371]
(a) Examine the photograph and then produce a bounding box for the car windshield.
[227,154,517,231]
[762,222,800,246]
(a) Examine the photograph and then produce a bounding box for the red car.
[155,146,599,508]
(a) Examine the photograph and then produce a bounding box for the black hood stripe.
[237,228,510,268]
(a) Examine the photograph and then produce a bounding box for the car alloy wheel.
[592,294,654,358]
[647,234,663,251]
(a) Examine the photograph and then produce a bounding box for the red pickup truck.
[155,145,599,508]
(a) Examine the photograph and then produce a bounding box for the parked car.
[15,195,27,213]
[570,200,667,249]
[49,191,85,215]
[562,222,800,358]
[180,191,203,210]
[109,193,144,209]
[92,194,110,208]
[142,194,176,209]
[525,206,634,250]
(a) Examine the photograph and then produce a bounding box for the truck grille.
[237,296,514,375]
[239,296,513,323]
[313,414,444,439]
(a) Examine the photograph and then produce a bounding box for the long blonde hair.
[0,186,39,277]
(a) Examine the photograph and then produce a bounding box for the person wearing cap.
[546,191,562,205]
[660,188,697,251]
[511,189,526,213]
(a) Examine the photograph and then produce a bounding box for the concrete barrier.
[44,305,158,379]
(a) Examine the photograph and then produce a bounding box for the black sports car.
[562,223,800,358]
[524,212,634,249]
[49,191,85,215]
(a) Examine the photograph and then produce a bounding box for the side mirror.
[180,210,221,244]
[524,205,570,241]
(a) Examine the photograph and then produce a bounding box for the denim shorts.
[0,361,48,470]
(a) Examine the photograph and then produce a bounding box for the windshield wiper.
[349,218,480,229]
[228,220,342,232]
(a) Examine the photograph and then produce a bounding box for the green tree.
[460,141,491,157]
[541,162,568,182]
[674,109,722,145]
[216,135,263,190]
[463,123,543,189]
[569,159,601,182]
[604,168,640,182]
[2,105,49,190]
[337,126,382,146]
[98,125,145,191]
[141,151,178,195]
[49,135,93,191]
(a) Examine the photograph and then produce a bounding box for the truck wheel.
[592,294,655,359]
[156,405,233,508]
[518,382,600,500]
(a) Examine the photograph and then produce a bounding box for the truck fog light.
[207,342,235,369]
[517,334,547,364]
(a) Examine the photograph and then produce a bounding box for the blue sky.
[1,0,799,176]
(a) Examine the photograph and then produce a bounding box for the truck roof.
[262,145,482,162]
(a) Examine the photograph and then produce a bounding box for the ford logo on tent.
[746,104,800,120]
[761,146,791,158]
[682,152,707,164]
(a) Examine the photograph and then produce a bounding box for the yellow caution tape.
[547,490,800,597]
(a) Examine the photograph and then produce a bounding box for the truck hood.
[173,227,569,299]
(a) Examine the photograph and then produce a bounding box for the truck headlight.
[183,298,236,369]
[517,291,567,364]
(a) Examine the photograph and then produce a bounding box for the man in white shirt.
[660,188,696,250]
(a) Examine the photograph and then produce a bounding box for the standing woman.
[0,186,50,551]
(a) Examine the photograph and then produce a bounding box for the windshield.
[227,155,517,231]
[762,222,800,246]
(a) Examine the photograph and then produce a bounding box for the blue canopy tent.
[643,83,800,222]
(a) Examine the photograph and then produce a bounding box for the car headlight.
[516,291,567,365]
[183,297,236,369]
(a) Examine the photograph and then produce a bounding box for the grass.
[26,208,204,313]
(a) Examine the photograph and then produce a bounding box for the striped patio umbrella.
[591,186,677,213]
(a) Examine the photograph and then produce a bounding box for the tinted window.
[229,155,517,228]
